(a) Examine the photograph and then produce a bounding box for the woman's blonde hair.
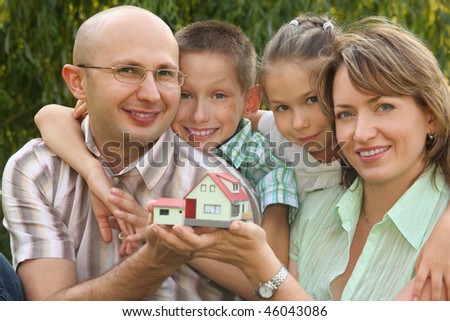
[317,16,450,186]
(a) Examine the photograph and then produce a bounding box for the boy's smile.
[171,51,247,151]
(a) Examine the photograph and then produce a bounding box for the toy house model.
[153,172,253,228]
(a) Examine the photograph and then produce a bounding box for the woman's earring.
[426,132,435,145]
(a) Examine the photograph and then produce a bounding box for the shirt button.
[112,177,120,186]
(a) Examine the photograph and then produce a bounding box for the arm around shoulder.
[34,103,101,181]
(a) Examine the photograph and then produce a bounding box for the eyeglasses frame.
[76,64,186,88]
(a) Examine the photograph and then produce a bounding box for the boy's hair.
[260,14,341,86]
[175,20,256,91]
[317,16,450,186]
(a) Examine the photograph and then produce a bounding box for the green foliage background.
[1,0,449,261]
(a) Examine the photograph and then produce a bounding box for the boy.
[171,20,298,264]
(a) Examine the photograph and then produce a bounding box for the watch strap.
[268,265,288,288]
[255,264,288,298]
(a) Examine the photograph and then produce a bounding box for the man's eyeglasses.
[77,64,186,88]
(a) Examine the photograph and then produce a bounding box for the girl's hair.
[260,14,341,87]
[175,20,256,91]
[317,16,450,186]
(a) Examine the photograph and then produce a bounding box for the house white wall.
[187,175,232,222]
[154,207,185,225]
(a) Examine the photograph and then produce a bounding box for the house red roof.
[154,198,185,208]
[212,173,249,201]
[185,172,249,202]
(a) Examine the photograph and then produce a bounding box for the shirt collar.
[82,116,101,158]
[134,128,174,190]
[387,166,445,249]
[81,117,174,190]
[335,165,445,250]
[215,118,250,168]
[335,181,363,235]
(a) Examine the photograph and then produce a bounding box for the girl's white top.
[258,111,341,202]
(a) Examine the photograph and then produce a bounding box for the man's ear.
[62,64,87,100]
[242,84,263,118]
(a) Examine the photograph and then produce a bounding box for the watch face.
[258,284,274,299]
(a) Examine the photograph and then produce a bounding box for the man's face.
[81,11,180,162]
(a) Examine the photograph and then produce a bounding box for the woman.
[149,16,450,300]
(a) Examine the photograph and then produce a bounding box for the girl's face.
[263,61,335,163]
[333,66,435,189]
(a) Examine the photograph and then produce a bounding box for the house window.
[204,204,221,215]
[201,184,207,192]
[210,185,216,192]
[232,204,240,217]
[160,209,169,216]
[232,183,238,192]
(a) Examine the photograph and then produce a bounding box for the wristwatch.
[255,265,288,299]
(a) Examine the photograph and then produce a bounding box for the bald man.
[2,5,260,300]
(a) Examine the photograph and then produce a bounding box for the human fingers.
[110,187,138,203]
[74,99,85,109]
[125,239,139,256]
[171,225,222,249]
[96,216,113,243]
[430,272,444,300]
[147,225,197,259]
[126,231,147,243]
[152,225,212,259]
[169,224,263,267]
[116,231,140,256]
[114,209,148,227]
[90,194,114,242]
[109,188,148,219]
[153,225,202,254]
[118,237,128,256]
[229,220,266,241]
[112,221,139,254]
[109,218,120,230]
[73,100,88,120]
[117,217,134,237]
[411,265,428,300]
[170,221,262,246]
[444,274,450,300]
[109,189,147,239]
[192,226,219,234]
[171,221,266,256]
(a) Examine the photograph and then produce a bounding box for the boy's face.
[171,51,247,151]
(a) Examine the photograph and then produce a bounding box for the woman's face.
[333,66,435,189]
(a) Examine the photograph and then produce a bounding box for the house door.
[185,198,196,218]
